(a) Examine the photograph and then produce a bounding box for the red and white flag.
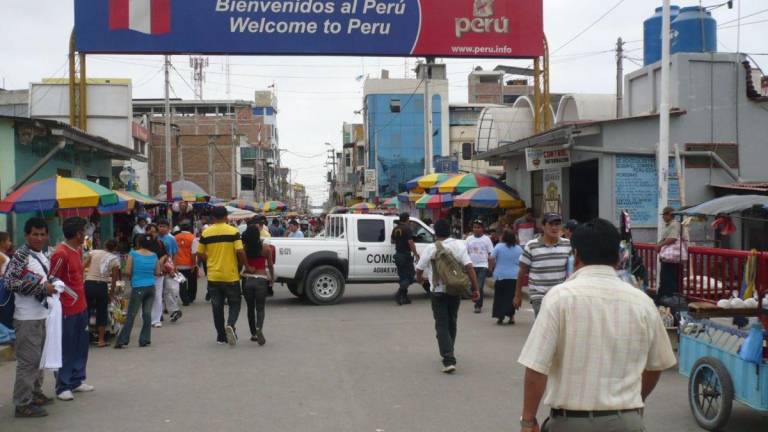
[109,0,171,35]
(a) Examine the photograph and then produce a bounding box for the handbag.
[660,239,688,263]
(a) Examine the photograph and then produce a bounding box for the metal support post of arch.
[68,29,87,131]
[533,36,551,134]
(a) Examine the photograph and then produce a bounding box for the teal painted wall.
[6,126,115,246]
[0,120,16,235]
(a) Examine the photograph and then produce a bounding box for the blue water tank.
[671,6,717,56]
[643,5,680,66]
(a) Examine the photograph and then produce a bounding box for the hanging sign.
[542,168,561,214]
[525,146,571,171]
[363,169,377,193]
[75,0,543,58]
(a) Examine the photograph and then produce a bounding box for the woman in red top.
[241,223,274,345]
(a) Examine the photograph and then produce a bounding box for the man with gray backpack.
[416,219,479,374]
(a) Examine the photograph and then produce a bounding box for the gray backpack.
[433,241,469,296]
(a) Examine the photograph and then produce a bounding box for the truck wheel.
[304,266,345,305]
[689,357,734,431]
[286,282,304,298]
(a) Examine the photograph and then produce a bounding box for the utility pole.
[657,0,671,241]
[423,57,435,175]
[189,56,209,100]
[616,37,624,118]
[164,55,172,203]
[175,125,184,180]
[231,122,237,199]
[208,135,216,195]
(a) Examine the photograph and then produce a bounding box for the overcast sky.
[2,1,766,204]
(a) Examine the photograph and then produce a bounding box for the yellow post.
[543,36,551,130]
[78,52,87,131]
[533,57,542,133]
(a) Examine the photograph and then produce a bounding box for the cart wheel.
[688,357,734,431]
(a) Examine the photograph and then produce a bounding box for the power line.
[718,7,768,26]
[719,18,768,30]
[552,0,628,55]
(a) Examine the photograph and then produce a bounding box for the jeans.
[116,286,155,346]
[13,319,45,406]
[178,268,198,304]
[394,252,415,294]
[473,267,488,308]
[430,293,461,366]
[56,310,90,395]
[531,297,543,318]
[208,281,242,342]
[242,277,268,335]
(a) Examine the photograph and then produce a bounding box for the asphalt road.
[1,282,766,432]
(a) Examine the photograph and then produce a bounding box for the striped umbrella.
[434,173,520,197]
[405,173,457,193]
[381,196,401,208]
[155,180,210,202]
[262,201,288,212]
[0,176,118,214]
[228,199,259,212]
[415,193,454,209]
[397,192,425,203]
[453,187,525,209]
[350,202,376,213]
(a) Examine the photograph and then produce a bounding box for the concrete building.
[0,115,143,245]
[341,122,366,202]
[467,67,533,106]
[478,52,768,248]
[449,103,504,176]
[363,64,450,197]
[0,89,29,117]
[134,95,278,200]
[248,90,281,202]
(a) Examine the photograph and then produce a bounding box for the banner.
[525,146,571,171]
[615,156,680,227]
[75,0,543,58]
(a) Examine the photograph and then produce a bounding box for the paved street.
[1,282,766,432]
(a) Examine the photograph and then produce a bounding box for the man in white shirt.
[466,220,495,313]
[416,219,479,374]
[517,219,676,432]
[3,218,59,418]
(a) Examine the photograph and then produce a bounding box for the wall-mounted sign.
[525,146,571,171]
[75,0,543,58]
[615,155,680,227]
[542,167,561,214]
[363,168,377,193]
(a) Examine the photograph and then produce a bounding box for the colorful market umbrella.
[434,173,519,196]
[155,180,209,202]
[405,173,457,193]
[350,202,376,213]
[0,176,118,214]
[228,199,259,212]
[262,201,288,212]
[397,192,425,203]
[453,187,525,209]
[382,196,401,208]
[415,193,454,209]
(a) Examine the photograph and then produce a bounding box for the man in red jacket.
[50,217,93,401]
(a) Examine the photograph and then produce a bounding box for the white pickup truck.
[268,213,435,305]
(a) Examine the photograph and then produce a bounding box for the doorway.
[569,159,599,223]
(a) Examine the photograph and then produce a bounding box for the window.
[357,219,385,243]
[345,152,351,168]
[409,221,434,244]
[241,175,255,191]
[326,216,345,239]
[462,142,473,160]
[389,99,401,113]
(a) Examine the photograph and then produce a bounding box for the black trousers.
[242,277,268,335]
[394,252,415,293]
[84,280,109,327]
[208,282,242,342]
[659,261,681,298]
[430,293,461,366]
[178,268,198,304]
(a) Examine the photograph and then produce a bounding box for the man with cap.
[656,206,682,298]
[515,213,572,318]
[391,212,419,305]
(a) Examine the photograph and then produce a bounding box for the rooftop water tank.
[643,5,680,66]
[671,6,717,56]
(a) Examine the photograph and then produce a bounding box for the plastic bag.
[738,323,766,364]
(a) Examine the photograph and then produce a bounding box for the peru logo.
[109,0,171,35]
[456,0,509,39]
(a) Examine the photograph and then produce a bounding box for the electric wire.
[552,0,628,55]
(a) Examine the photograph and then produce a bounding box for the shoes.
[74,383,94,393]
[32,392,54,406]
[225,325,237,346]
[496,318,504,325]
[403,296,412,304]
[395,292,403,305]
[57,391,74,401]
[216,340,226,345]
[139,341,151,347]
[152,322,162,328]
[113,343,125,349]
[507,318,515,325]
[253,328,266,346]
[15,404,48,418]
[474,305,482,313]
[170,310,182,322]
[441,365,457,374]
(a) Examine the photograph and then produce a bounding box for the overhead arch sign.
[75,0,543,58]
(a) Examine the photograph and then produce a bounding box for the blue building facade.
[366,94,442,197]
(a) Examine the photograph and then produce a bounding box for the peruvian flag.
[109,0,171,35]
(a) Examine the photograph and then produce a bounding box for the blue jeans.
[116,286,155,346]
[208,281,242,342]
[473,267,488,308]
[56,310,90,395]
